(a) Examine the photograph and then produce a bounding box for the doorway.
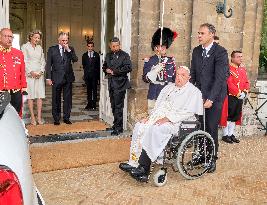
[9,0,132,127]
[99,0,132,130]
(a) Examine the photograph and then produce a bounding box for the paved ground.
[34,136,267,205]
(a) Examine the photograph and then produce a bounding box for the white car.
[0,92,45,205]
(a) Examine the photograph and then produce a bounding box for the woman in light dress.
[21,30,45,125]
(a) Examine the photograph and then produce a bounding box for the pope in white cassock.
[119,66,203,182]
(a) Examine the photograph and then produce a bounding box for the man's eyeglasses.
[2,35,14,39]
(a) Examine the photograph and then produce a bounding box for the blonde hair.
[28,30,42,42]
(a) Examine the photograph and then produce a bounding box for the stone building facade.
[1,0,265,135]
[128,0,264,134]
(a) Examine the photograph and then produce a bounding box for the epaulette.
[144,57,150,63]
[230,70,239,78]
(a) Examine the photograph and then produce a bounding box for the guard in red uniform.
[0,28,27,116]
[220,51,250,143]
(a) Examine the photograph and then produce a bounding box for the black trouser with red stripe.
[10,90,22,114]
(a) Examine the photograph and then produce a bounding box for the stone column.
[26,0,36,32]
[242,1,259,86]
[128,0,161,128]
[252,0,264,85]
[0,0,10,29]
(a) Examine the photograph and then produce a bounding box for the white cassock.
[128,82,203,166]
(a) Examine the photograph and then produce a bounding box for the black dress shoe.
[207,160,216,173]
[130,166,147,177]
[111,130,123,136]
[119,163,135,172]
[63,120,72,124]
[54,121,60,125]
[230,135,240,143]
[132,173,149,183]
[130,166,149,182]
[222,135,233,143]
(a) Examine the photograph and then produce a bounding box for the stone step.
[30,132,131,173]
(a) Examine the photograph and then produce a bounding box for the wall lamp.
[84,31,94,42]
[216,0,233,18]
[59,28,70,36]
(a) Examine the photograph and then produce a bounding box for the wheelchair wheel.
[153,168,167,187]
[175,130,215,180]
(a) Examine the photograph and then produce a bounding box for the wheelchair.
[151,120,215,187]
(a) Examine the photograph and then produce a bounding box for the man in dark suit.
[102,37,132,135]
[46,32,78,125]
[190,23,229,172]
[82,41,100,110]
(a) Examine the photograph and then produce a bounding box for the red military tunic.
[220,63,250,126]
[0,46,27,91]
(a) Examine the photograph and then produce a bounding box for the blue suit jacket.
[45,45,78,84]
[190,43,229,103]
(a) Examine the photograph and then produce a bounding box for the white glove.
[146,63,164,83]
[238,92,246,100]
[151,63,164,73]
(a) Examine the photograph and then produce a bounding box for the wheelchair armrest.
[180,120,201,130]
[181,121,198,124]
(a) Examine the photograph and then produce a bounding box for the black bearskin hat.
[151,27,177,51]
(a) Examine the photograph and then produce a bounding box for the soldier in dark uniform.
[102,37,132,135]
[143,27,177,113]
[0,28,27,116]
[82,41,100,110]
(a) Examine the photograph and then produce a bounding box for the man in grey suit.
[190,23,229,172]
[46,32,78,125]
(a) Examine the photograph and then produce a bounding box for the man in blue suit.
[190,23,229,173]
[46,32,78,125]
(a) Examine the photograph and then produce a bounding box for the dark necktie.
[202,48,207,59]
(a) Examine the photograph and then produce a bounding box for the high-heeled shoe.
[30,118,37,126]
[37,119,44,125]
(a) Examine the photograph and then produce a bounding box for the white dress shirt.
[88,51,94,58]
[59,45,64,56]
[202,41,214,57]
